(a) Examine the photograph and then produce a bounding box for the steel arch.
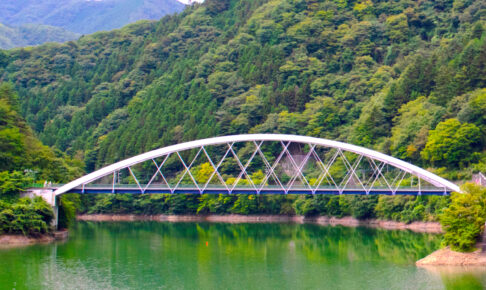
[54,134,460,195]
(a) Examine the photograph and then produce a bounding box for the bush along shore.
[417,183,486,266]
[0,196,59,247]
[0,194,75,246]
[0,197,54,236]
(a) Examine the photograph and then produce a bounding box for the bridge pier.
[22,189,58,229]
[481,221,486,253]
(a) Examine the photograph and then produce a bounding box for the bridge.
[28,134,460,213]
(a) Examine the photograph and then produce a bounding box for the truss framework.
[55,134,461,196]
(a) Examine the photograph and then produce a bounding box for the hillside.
[0,0,485,179]
[0,0,186,35]
[0,23,80,49]
[0,83,83,183]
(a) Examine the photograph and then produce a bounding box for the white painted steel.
[54,134,461,195]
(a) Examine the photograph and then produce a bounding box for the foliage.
[0,83,83,234]
[0,83,84,182]
[197,194,236,214]
[0,0,483,179]
[1,0,486,241]
[0,171,32,201]
[82,192,449,226]
[0,197,54,236]
[421,119,483,167]
[57,194,80,229]
[439,183,486,252]
[0,23,79,50]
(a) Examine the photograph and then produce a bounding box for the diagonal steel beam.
[368,159,393,193]
[228,142,261,193]
[174,148,203,193]
[145,155,172,192]
[313,148,340,192]
[280,141,311,191]
[366,160,386,193]
[338,152,367,194]
[253,141,287,194]
[201,144,232,193]
[128,166,144,194]
[392,170,407,194]
[287,144,316,191]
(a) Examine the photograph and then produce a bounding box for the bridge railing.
[61,184,450,196]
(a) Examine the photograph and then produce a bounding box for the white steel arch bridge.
[50,134,460,198]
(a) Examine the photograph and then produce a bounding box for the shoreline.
[416,247,486,266]
[0,230,69,249]
[76,214,443,233]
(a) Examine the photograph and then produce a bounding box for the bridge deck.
[37,185,449,195]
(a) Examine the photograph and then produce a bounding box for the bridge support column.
[22,188,58,229]
[52,202,59,229]
[481,221,486,252]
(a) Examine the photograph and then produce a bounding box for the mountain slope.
[0,23,80,49]
[0,0,186,35]
[0,83,83,182]
[0,0,485,178]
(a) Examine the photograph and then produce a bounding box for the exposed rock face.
[416,247,486,266]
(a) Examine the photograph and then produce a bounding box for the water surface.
[0,221,485,289]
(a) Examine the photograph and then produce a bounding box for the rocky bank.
[416,247,486,266]
[0,230,68,248]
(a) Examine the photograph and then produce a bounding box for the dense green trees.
[0,23,80,50]
[0,0,483,177]
[440,183,486,252]
[421,119,483,167]
[0,84,83,234]
[0,83,84,182]
[1,0,486,249]
[82,192,448,225]
[0,197,53,236]
[0,171,32,202]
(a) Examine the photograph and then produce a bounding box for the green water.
[0,222,485,290]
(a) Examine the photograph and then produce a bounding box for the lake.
[0,221,485,289]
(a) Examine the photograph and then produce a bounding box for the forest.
[0,83,83,235]
[0,0,484,178]
[0,0,485,250]
[0,23,79,50]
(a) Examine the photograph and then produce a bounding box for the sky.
[177,0,204,4]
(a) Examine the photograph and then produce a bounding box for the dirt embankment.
[0,230,68,248]
[76,214,443,233]
[77,214,302,223]
[416,247,486,266]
